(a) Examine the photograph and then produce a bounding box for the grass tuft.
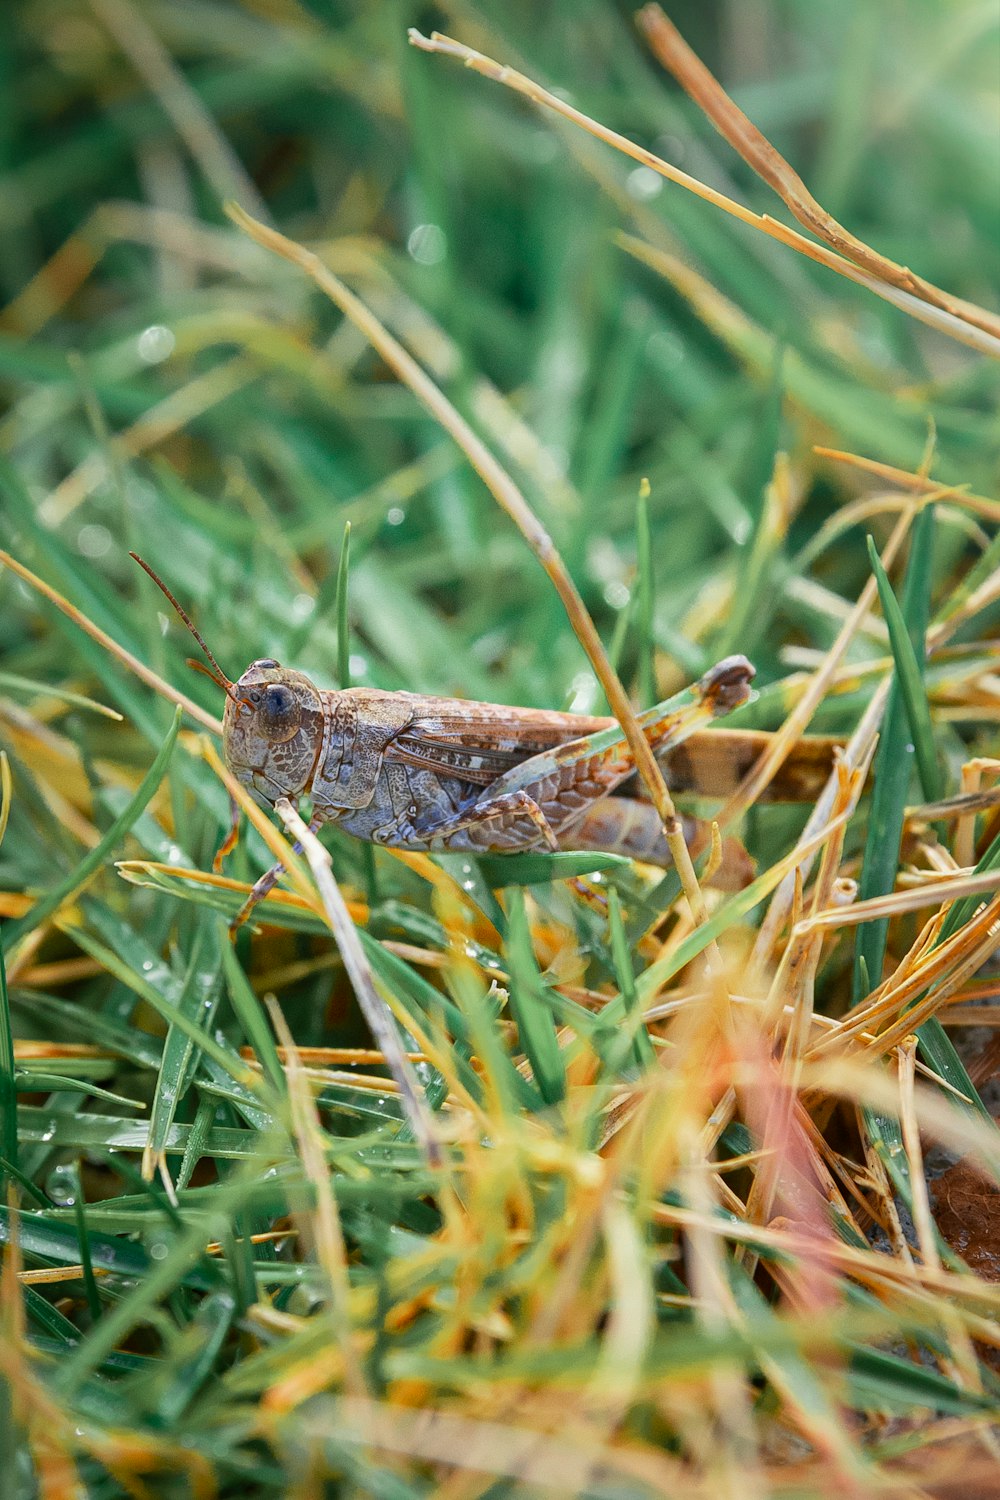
[0,3,998,1495]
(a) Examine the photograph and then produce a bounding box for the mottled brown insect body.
[130,553,837,914]
[221,656,766,883]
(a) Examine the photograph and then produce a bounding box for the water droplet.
[46,1164,78,1205]
[407,223,446,265]
[627,165,662,201]
[77,523,112,559]
[137,324,175,364]
[567,671,598,714]
[141,959,155,972]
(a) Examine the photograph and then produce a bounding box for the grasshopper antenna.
[130,552,241,705]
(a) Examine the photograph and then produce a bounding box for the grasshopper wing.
[381,693,613,787]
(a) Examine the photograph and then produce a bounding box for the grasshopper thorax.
[223,660,326,808]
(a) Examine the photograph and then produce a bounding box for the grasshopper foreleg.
[230,813,325,933]
[213,794,242,874]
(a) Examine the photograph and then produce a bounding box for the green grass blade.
[14,1072,144,1111]
[606,886,655,1071]
[938,825,1000,946]
[221,935,286,1094]
[473,849,631,887]
[336,519,352,690]
[636,478,655,708]
[70,1164,103,1323]
[504,889,566,1106]
[63,924,263,1095]
[146,926,222,1175]
[867,524,942,802]
[853,511,936,999]
[0,928,15,1183]
[5,706,182,951]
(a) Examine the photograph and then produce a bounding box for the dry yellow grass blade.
[798,867,1000,933]
[0,548,222,735]
[115,858,368,923]
[0,750,11,852]
[407,28,1000,359]
[264,993,364,1396]
[636,5,1000,345]
[815,447,1000,525]
[240,1045,428,1067]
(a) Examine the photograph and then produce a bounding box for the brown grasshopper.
[133,557,836,923]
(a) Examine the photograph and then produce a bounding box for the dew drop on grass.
[406,223,446,265]
[567,671,597,714]
[627,165,662,200]
[46,1164,78,1205]
[137,324,175,363]
[77,523,112,559]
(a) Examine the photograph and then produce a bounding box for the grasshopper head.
[223,660,325,808]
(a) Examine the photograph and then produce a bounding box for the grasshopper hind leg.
[561,797,754,891]
[400,788,561,853]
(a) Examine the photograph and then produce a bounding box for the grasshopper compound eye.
[259,681,302,742]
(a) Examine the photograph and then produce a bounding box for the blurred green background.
[3,0,997,718]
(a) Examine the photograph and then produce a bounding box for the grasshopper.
[133,557,836,924]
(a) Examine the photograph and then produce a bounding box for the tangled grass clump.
[1,3,998,1495]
